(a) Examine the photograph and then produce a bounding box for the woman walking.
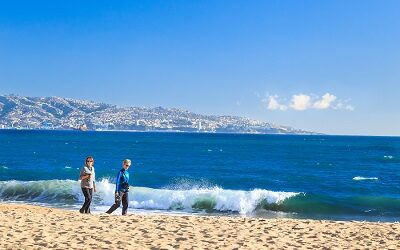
[79,156,96,214]
[106,159,131,215]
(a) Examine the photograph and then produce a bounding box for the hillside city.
[0,95,315,134]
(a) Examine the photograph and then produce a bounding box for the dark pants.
[80,188,93,213]
[106,191,129,215]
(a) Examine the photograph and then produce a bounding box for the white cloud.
[335,101,355,111]
[290,94,311,110]
[345,105,355,111]
[266,95,287,111]
[313,93,337,109]
[264,92,354,111]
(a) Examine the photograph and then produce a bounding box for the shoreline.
[0,127,320,136]
[1,203,400,249]
[3,200,400,223]
[3,127,400,137]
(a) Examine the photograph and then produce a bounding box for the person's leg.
[80,188,91,213]
[122,192,129,215]
[106,193,122,214]
[85,188,93,213]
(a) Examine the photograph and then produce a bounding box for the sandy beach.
[0,204,399,249]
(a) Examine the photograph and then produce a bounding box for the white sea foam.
[353,176,379,181]
[383,155,394,159]
[0,179,300,214]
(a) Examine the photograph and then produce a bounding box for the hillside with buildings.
[0,95,316,134]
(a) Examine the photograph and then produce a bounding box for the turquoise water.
[0,130,399,221]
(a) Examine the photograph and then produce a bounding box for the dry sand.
[1,204,399,249]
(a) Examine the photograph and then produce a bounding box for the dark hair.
[85,156,94,166]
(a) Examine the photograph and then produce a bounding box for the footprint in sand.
[175,237,187,241]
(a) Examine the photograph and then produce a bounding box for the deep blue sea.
[1,130,399,221]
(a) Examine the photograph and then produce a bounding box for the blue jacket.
[115,168,130,192]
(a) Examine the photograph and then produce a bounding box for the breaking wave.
[0,179,299,214]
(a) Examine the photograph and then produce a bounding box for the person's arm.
[80,168,91,180]
[115,171,122,195]
[93,170,96,192]
[80,174,91,180]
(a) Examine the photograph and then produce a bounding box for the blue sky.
[0,0,399,135]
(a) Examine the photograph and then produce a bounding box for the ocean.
[0,130,399,221]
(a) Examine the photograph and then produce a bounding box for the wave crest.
[353,176,379,181]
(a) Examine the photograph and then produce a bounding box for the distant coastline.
[0,127,323,136]
[3,127,400,137]
[0,94,317,135]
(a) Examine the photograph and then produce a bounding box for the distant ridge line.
[0,94,318,134]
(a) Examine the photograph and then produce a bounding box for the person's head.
[122,159,131,170]
[85,156,94,167]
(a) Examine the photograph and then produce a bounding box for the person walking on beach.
[106,159,131,215]
[79,156,96,214]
